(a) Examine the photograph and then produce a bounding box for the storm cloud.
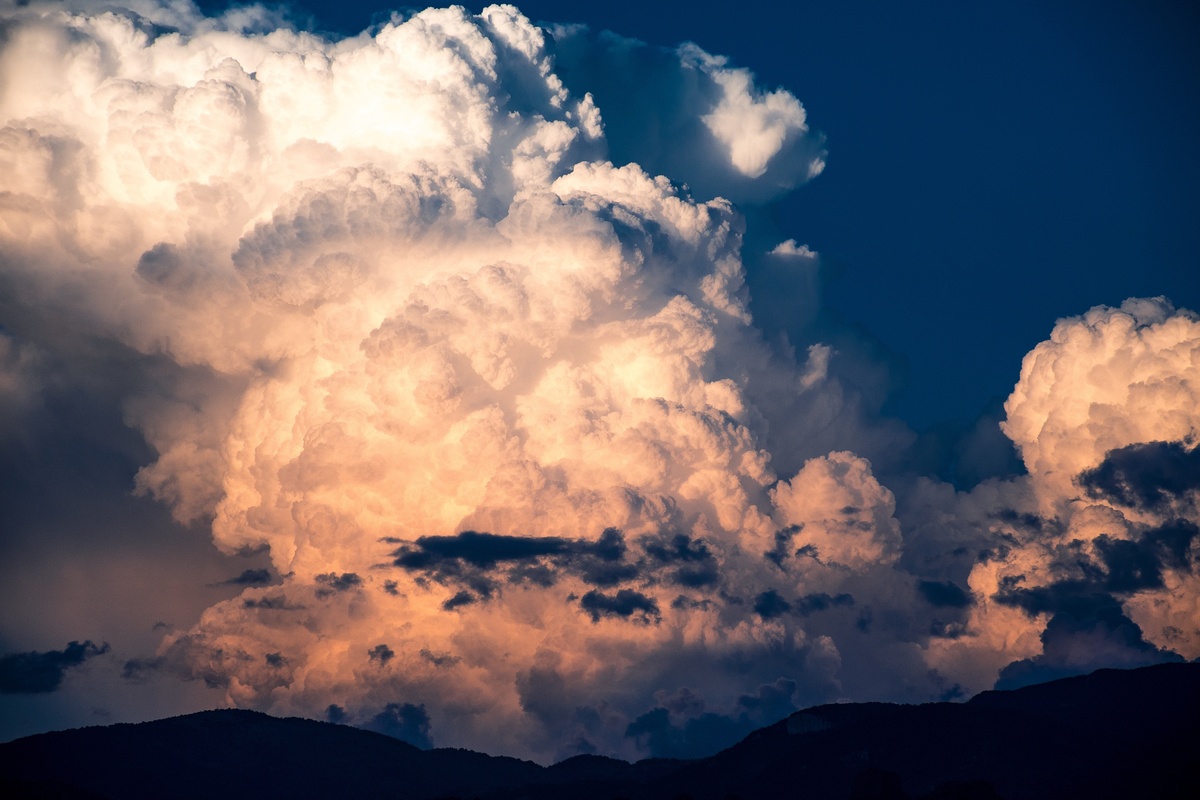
[0,1,1196,764]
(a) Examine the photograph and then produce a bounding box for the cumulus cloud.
[1002,297,1200,516]
[1,1,1197,764]
[925,300,1200,691]
[548,25,825,202]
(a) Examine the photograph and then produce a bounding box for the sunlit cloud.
[0,1,1195,762]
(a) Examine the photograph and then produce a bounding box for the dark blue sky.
[205,0,1200,429]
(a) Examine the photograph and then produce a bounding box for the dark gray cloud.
[215,568,272,586]
[670,595,713,611]
[753,589,854,619]
[314,572,362,598]
[442,590,477,611]
[0,640,109,694]
[1079,441,1200,512]
[367,644,394,664]
[989,504,1197,671]
[121,657,164,683]
[764,525,801,569]
[362,702,432,749]
[394,530,603,600]
[242,595,305,610]
[989,498,1194,691]
[735,677,798,720]
[641,532,720,588]
[419,648,460,668]
[624,678,799,759]
[995,594,1182,690]
[753,589,791,620]
[1005,518,1198,605]
[394,531,573,569]
[392,527,723,616]
[917,580,972,609]
[794,592,856,615]
[579,589,660,624]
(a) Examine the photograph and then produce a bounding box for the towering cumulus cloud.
[924,299,1200,691]
[1,1,1196,761]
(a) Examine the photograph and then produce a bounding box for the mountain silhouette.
[2,662,1197,799]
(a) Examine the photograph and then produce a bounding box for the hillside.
[2,663,1197,799]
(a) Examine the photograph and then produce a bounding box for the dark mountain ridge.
[2,662,1197,799]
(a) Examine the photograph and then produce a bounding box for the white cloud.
[1,1,1196,763]
[1003,297,1200,514]
[769,239,817,259]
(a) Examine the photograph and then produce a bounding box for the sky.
[0,0,1197,763]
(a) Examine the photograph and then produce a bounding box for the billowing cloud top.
[1,1,1196,763]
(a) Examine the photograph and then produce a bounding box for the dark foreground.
[2,662,1197,799]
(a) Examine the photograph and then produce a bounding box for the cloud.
[1078,441,1200,514]
[770,451,902,569]
[548,26,825,203]
[918,580,972,609]
[313,573,363,598]
[395,531,575,569]
[752,589,791,620]
[362,702,433,749]
[1002,297,1200,516]
[994,593,1182,690]
[0,641,110,694]
[215,569,273,586]
[623,677,800,758]
[926,300,1200,690]
[768,239,817,260]
[579,588,661,624]
[367,644,395,664]
[0,333,41,439]
[0,1,1196,764]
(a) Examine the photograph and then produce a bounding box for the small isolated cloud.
[0,641,109,694]
[579,589,661,624]
[768,239,817,259]
[367,644,395,664]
